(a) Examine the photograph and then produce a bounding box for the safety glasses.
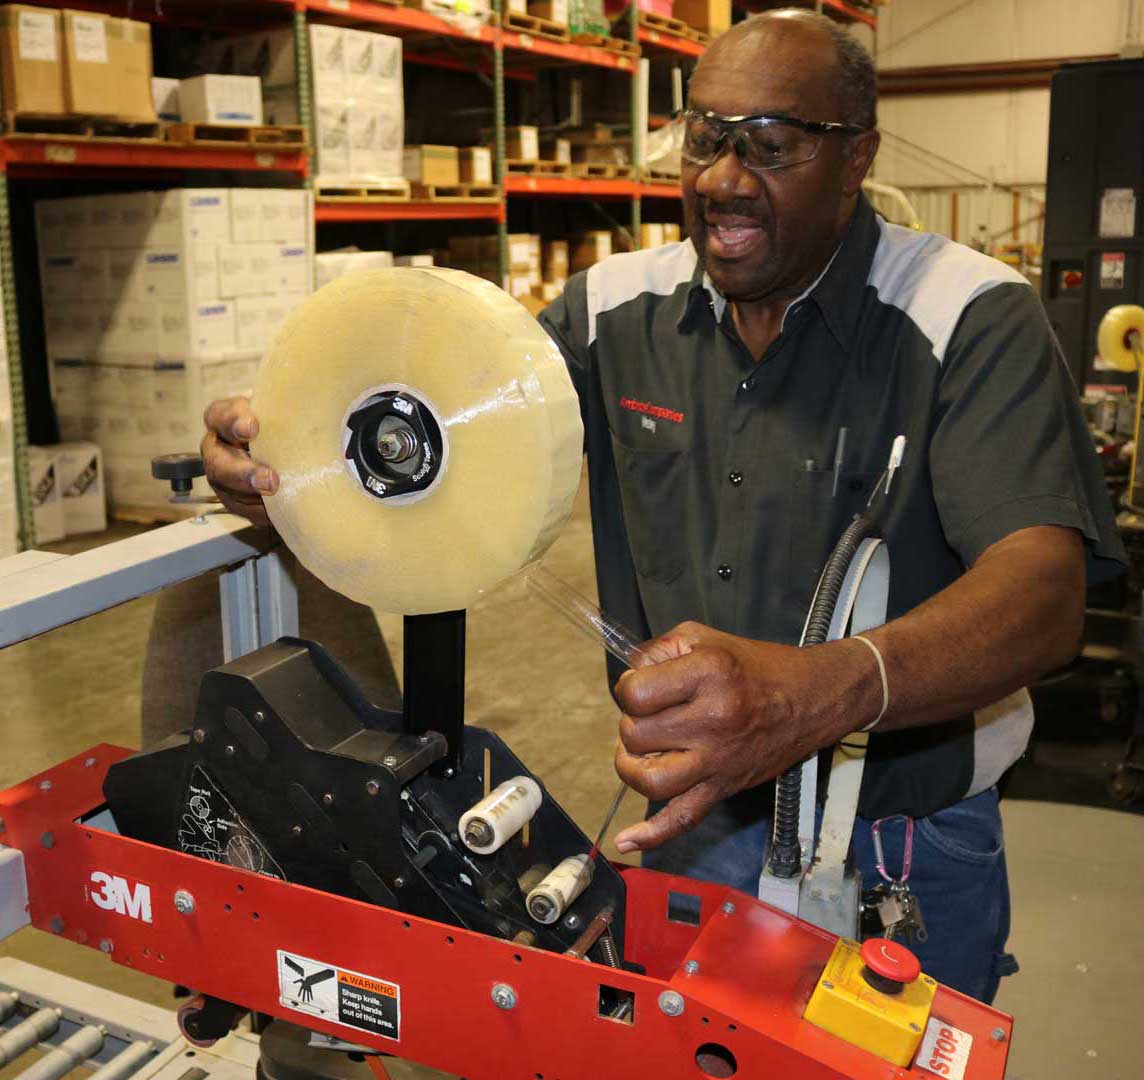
[681,108,867,173]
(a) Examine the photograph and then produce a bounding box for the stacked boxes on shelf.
[37,187,313,514]
[315,249,395,288]
[212,25,403,186]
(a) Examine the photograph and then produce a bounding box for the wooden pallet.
[503,10,571,41]
[505,158,572,176]
[686,27,711,45]
[571,161,636,179]
[316,179,412,201]
[5,113,161,140]
[640,167,681,183]
[637,10,690,35]
[411,181,501,202]
[163,122,307,149]
[569,31,640,56]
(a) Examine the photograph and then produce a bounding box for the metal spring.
[596,931,620,969]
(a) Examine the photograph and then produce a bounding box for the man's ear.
[842,130,881,197]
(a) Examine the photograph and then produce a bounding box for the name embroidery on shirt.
[619,397,685,425]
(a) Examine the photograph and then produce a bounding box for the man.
[203,11,1124,1004]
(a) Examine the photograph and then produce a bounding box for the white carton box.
[309,24,347,104]
[275,244,311,293]
[41,250,111,301]
[234,295,269,349]
[179,75,264,126]
[150,189,232,247]
[86,195,122,250]
[229,188,263,243]
[159,300,236,354]
[27,445,65,544]
[262,189,310,243]
[315,249,394,288]
[395,254,434,267]
[217,244,247,298]
[247,244,279,294]
[315,104,351,178]
[152,77,181,121]
[55,441,106,535]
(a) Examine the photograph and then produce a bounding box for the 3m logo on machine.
[277,950,400,1041]
[917,1018,973,1079]
[86,871,153,923]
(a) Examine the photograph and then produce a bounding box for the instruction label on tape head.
[277,950,400,1041]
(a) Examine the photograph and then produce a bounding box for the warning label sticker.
[277,950,400,1042]
[177,766,286,880]
[916,1017,973,1080]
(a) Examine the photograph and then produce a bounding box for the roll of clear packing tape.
[1097,304,1144,373]
[251,268,584,615]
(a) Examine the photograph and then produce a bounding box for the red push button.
[861,938,921,990]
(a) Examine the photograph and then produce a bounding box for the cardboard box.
[41,250,111,301]
[541,281,563,302]
[662,223,681,243]
[229,188,262,244]
[0,4,64,115]
[159,299,235,354]
[459,146,492,185]
[150,189,231,247]
[308,24,347,104]
[275,244,311,293]
[314,103,351,178]
[571,230,611,271]
[55,441,106,535]
[671,0,729,35]
[506,125,539,161]
[315,249,394,288]
[541,136,571,164]
[530,0,568,24]
[27,444,65,543]
[262,189,310,244]
[179,74,263,126]
[403,145,460,187]
[394,254,434,267]
[112,18,156,121]
[152,76,180,121]
[543,240,568,281]
[639,223,665,248]
[508,0,527,12]
[61,9,114,115]
[506,233,534,270]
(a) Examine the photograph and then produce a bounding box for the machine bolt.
[443,768,456,779]
[224,744,236,757]
[721,901,736,915]
[909,1023,922,1033]
[394,876,406,889]
[84,757,96,768]
[657,991,685,1017]
[49,917,64,934]
[684,960,700,976]
[291,825,303,837]
[382,755,399,768]
[991,1028,1007,1043]
[464,820,494,849]
[822,981,834,991]
[99,939,113,954]
[253,711,266,724]
[174,890,196,915]
[40,831,55,849]
[193,729,206,744]
[490,983,517,1010]
[366,780,381,796]
[39,780,52,792]
[322,792,335,807]
[562,913,582,931]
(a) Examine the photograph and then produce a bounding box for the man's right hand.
[201,397,279,526]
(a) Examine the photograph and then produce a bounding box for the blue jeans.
[641,786,1017,1004]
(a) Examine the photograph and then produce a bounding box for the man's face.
[683,27,854,303]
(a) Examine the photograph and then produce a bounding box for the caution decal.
[277,950,400,1041]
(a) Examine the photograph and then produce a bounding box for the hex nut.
[174,890,196,915]
[491,983,517,1010]
[721,901,736,915]
[684,960,700,976]
[991,1027,1007,1042]
[99,939,113,954]
[658,990,685,1017]
[366,779,381,796]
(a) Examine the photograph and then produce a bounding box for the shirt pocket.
[786,465,879,614]
[610,434,690,585]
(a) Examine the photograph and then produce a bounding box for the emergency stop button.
[861,938,921,994]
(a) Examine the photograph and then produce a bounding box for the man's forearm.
[845,525,1085,735]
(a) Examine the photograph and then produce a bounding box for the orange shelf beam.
[639,181,682,198]
[0,137,307,175]
[315,199,505,221]
[637,26,704,59]
[504,175,638,197]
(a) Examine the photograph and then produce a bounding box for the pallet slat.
[410,181,501,201]
[316,179,413,201]
[571,162,636,179]
[569,31,640,56]
[5,113,161,141]
[163,122,307,149]
[504,10,571,41]
[505,158,572,176]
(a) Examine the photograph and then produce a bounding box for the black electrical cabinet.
[1042,58,1144,388]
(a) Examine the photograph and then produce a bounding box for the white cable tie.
[884,434,907,494]
[852,634,888,731]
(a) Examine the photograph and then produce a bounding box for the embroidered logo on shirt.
[619,397,685,424]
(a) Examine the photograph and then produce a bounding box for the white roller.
[252,268,584,615]
[459,776,543,855]
[526,853,593,925]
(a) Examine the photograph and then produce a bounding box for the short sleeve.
[538,270,591,403]
[930,282,1126,579]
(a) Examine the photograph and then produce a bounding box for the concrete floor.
[2,471,1142,1079]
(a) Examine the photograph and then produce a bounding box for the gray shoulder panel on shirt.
[585,242,697,345]
[869,219,1030,364]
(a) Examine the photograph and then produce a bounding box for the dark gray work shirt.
[539,195,1125,819]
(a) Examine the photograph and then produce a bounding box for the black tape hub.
[344,390,444,501]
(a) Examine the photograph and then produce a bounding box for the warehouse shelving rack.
[0,0,873,547]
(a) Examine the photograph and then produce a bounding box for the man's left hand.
[612,622,876,853]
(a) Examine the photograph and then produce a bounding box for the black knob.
[152,452,205,494]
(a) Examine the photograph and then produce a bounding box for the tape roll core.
[252,268,584,615]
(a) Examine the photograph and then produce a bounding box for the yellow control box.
[804,938,937,1066]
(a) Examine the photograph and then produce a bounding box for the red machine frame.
[1,746,1011,1080]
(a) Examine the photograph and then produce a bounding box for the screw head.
[40,831,55,849]
[291,824,303,837]
[443,768,456,779]
[657,990,685,1017]
[193,728,206,744]
[909,1023,922,1033]
[39,780,52,792]
[683,960,700,976]
[382,755,399,768]
[563,913,582,931]
[721,901,736,915]
[83,757,96,768]
[991,1027,1007,1042]
[224,744,236,757]
[49,916,65,934]
[99,939,113,954]
[253,711,266,724]
[394,876,406,889]
[491,983,517,1010]
[822,980,834,991]
[174,890,195,915]
[322,792,335,807]
[366,779,381,796]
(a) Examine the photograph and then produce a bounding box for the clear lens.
[682,113,824,172]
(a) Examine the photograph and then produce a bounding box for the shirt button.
[739,380,749,392]
[728,471,743,486]
[716,564,733,581]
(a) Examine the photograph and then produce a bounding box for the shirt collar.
[675,193,881,353]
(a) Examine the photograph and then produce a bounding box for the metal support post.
[219,548,299,662]
[494,0,508,286]
[293,6,316,187]
[629,4,641,247]
[0,171,31,549]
